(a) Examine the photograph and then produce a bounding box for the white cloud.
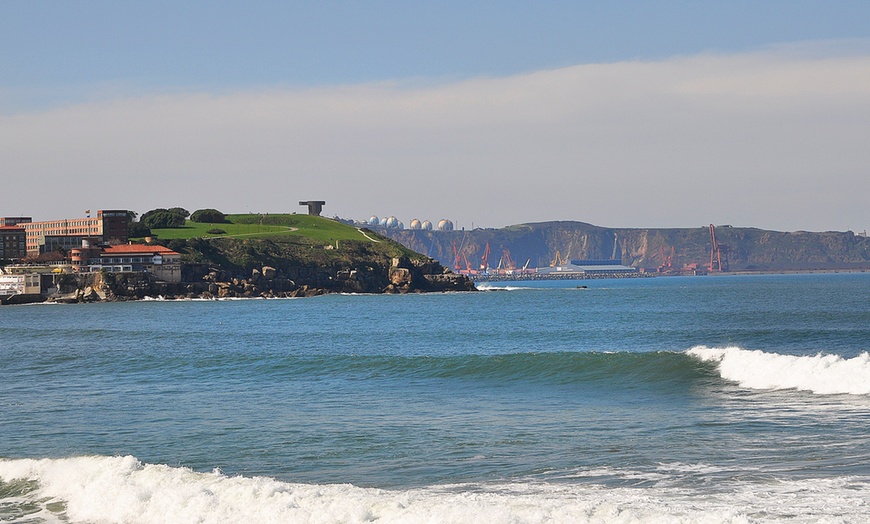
[2,42,869,231]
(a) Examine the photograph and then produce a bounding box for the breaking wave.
[242,351,713,390]
[687,346,870,395]
[2,455,868,524]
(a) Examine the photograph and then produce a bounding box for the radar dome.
[409,219,422,230]
[385,216,399,229]
[421,220,433,231]
[368,215,380,225]
[437,219,454,231]
[379,217,388,227]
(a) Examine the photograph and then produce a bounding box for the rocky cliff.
[49,234,475,302]
[384,222,870,272]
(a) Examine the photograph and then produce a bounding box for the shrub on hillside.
[207,228,227,235]
[191,209,227,223]
[129,221,151,237]
[167,239,187,253]
[141,208,188,229]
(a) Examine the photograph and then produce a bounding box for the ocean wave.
[687,346,870,395]
[264,351,711,388]
[475,284,538,291]
[1,456,868,524]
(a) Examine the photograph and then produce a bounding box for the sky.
[2,2,870,232]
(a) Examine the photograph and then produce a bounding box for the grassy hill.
[141,214,431,286]
[128,213,473,295]
[146,213,375,243]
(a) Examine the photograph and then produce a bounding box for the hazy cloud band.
[3,42,869,231]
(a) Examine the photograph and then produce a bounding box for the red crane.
[501,248,516,270]
[708,224,729,272]
[658,245,674,272]
[453,241,462,271]
[462,252,473,274]
[480,242,491,272]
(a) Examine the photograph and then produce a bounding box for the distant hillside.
[145,215,473,295]
[382,221,870,272]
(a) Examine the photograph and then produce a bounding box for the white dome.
[437,219,454,231]
[409,219,422,230]
[421,220,433,231]
[368,215,380,225]
[379,217,388,227]
[385,216,399,228]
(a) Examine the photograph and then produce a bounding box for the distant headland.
[3,206,868,304]
[377,221,870,278]
[0,207,474,305]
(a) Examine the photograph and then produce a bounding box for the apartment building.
[1,210,129,254]
[0,226,27,260]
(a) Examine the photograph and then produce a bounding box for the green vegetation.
[133,212,425,279]
[191,209,226,223]
[141,208,189,229]
[145,214,383,244]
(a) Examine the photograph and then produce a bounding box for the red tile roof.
[102,244,180,255]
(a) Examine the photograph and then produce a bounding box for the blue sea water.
[1,272,870,523]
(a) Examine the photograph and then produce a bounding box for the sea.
[1,272,869,523]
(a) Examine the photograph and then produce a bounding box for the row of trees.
[128,208,226,237]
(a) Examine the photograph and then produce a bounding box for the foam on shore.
[2,455,869,523]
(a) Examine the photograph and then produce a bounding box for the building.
[0,217,32,227]
[0,226,27,261]
[2,210,130,254]
[40,235,102,255]
[0,272,41,300]
[535,258,638,278]
[70,243,182,283]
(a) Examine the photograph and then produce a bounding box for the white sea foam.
[688,346,870,395]
[476,284,535,291]
[2,456,869,523]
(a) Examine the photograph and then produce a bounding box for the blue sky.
[3,2,870,231]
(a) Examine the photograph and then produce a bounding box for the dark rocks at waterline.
[39,260,475,303]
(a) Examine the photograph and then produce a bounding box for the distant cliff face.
[384,222,870,272]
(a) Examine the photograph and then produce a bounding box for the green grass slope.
[147,214,380,243]
[144,214,426,278]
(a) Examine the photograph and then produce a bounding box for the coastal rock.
[423,273,476,292]
[389,267,412,286]
[80,286,103,302]
[21,234,476,304]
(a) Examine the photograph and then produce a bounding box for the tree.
[129,221,151,238]
[141,208,187,229]
[190,208,227,223]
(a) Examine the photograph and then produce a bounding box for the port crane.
[658,245,674,272]
[453,231,471,272]
[497,248,516,271]
[462,252,474,274]
[480,242,491,273]
[551,249,570,267]
[452,241,462,271]
[708,224,729,272]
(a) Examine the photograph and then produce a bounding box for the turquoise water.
[1,273,870,522]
